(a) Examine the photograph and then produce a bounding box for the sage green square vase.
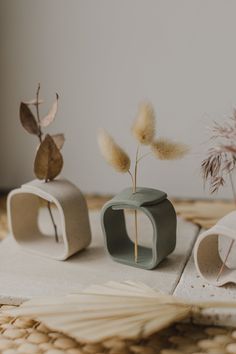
[101,187,177,270]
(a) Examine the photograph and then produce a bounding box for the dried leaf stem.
[46,201,59,243]
[36,84,42,143]
[133,144,140,263]
[35,84,59,243]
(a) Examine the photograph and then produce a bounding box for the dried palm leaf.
[4,281,236,344]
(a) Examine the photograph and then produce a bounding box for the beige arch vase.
[194,211,236,286]
[7,179,91,260]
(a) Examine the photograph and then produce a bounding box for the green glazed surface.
[101,187,176,270]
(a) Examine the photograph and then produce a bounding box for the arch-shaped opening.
[103,205,155,269]
[196,234,234,285]
[218,234,236,269]
[9,192,66,259]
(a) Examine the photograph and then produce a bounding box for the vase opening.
[9,192,67,259]
[103,205,156,269]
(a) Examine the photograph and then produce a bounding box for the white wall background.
[1,0,236,198]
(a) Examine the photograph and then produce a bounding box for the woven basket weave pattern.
[0,305,236,354]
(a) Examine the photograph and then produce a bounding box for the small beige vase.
[7,179,91,260]
[194,211,236,286]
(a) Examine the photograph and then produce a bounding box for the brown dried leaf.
[40,93,59,127]
[20,103,39,135]
[23,99,44,105]
[34,134,63,180]
[51,134,65,150]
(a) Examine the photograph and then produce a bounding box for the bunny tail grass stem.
[128,169,138,262]
[35,84,59,243]
[134,209,138,263]
[217,171,236,282]
[137,151,152,163]
[134,144,140,263]
[134,144,140,192]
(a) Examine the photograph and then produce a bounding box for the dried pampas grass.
[151,138,189,160]
[132,103,155,145]
[201,111,236,282]
[98,130,130,173]
[4,281,236,344]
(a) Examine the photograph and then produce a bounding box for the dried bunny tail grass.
[98,129,131,173]
[151,138,189,160]
[132,102,155,145]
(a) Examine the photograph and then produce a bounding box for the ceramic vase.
[101,187,176,270]
[7,179,91,260]
[194,211,236,286]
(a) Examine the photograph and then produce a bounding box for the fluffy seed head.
[151,138,189,160]
[132,102,155,145]
[98,130,131,173]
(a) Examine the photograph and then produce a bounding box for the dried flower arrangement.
[19,84,65,243]
[201,110,236,281]
[98,102,189,263]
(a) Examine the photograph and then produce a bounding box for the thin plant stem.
[217,240,234,282]
[128,170,135,192]
[134,209,138,262]
[36,83,42,143]
[217,171,236,281]
[134,144,140,192]
[35,84,59,243]
[134,144,140,263]
[229,171,236,204]
[137,151,152,163]
[47,201,59,243]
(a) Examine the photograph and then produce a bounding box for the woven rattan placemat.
[0,304,235,354]
[0,194,236,353]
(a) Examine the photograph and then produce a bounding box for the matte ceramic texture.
[7,179,91,260]
[0,212,198,305]
[194,211,236,286]
[101,187,177,270]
